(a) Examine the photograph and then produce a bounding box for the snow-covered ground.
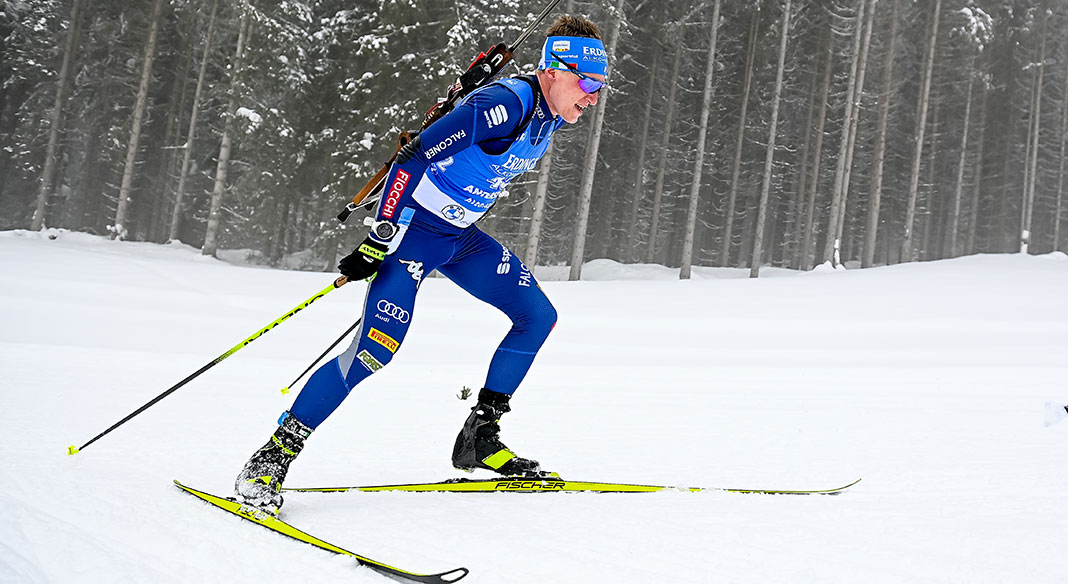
[1,228,1066,583]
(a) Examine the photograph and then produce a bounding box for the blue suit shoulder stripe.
[462,79,535,136]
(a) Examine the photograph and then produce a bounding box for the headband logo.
[583,46,607,58]
[552,40,571,51]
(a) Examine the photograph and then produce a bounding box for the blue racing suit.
[289,75,566,429]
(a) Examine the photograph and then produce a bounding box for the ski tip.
[67,445,80,456]
[173,480,198,492]
[438,567,470,582]
[819,477,862,495]
[818,477,862,494]
[387,566,467,583]
[837,477,862,491]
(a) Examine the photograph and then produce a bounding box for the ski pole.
[68,276,349,455]
[280,317,362,395]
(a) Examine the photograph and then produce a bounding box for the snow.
[959,6,994,47]
[1045,402,1068,427]
[1,228,1066,583]
[235,107,263,133]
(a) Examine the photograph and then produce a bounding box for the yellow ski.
[174,480,468,583]
[284,477,862,495]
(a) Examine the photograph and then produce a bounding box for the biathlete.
[234,15,609,513]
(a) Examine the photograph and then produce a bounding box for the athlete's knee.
[350,347,393,377]
[338,338,399,386]
[522,296,557,341]
[542,301,558,334]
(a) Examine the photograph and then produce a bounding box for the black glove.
[338,236,388,281]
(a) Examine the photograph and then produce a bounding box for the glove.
[338,237,388,281]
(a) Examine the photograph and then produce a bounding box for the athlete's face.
[542,68,603,124]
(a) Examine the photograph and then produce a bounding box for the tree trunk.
[150,57,187,243]
[947,62,975,258]
[1020,14,1046,255]
[965,80,989,254]
[920,91,939,260]
[1055,55,1068,251]
[525,141,552,266]
[644,41,683,264]
[862,0,900,267]
[823,0,872,266]
[832,0,876,265]
[203,6,250,257]
[788,54,822,268]
[680,0,722,280]
[271,197,291,262]
[900,0,942,262]
[31,0,87,231]
[1019,69,1036,252]
[798,24,834,270]
[720,10,760,267]
[749,0,792,278]
[170,0,219,243]
[625,45,660,263]
[111,0,166,240]
[568,0,624,280]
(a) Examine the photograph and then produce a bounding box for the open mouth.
[576,103,588,113]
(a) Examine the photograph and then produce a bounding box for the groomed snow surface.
[2,229,1065,583]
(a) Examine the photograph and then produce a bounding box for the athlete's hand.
[338,237,388,281]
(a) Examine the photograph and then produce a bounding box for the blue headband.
[540,36,608,77]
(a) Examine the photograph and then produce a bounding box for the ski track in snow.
[1,229,1066,584]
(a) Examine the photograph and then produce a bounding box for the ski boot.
[234,412,312,514]
[452,388,544,476]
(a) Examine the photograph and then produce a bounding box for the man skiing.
[234,15,608,513]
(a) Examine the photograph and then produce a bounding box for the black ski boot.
[234,412,312,514]
[452,388,543,476]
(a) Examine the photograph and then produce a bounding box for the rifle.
[336,0,562,224]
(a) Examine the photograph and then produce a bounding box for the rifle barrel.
[510,0,562,51]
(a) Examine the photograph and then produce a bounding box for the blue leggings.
[289,212,557,429]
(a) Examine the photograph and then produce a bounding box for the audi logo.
[377,300,410,323]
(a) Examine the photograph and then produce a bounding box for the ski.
[284,477,862,496]
[173,480,469,584]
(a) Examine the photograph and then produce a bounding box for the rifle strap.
[503,74,546,144]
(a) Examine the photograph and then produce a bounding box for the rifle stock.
[337,45,515,225]
[336,131,412,224]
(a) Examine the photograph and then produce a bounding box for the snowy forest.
[2,0,1067,278]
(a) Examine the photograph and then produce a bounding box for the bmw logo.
[442,205,465,221]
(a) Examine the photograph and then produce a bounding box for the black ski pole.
[68,276,349,455]
[280,318,362,395]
